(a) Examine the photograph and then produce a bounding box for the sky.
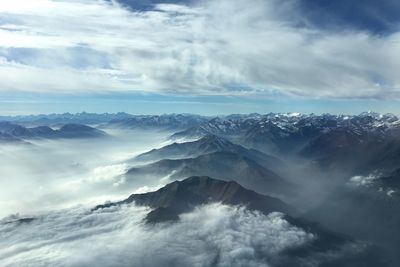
[0,0,400,115]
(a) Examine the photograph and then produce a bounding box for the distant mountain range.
[0,122,106,141]
[165,112,400,175]
[0,112,133,126]
[2,111,399,185]
[0,112,400,157]
[105,113,208,130]
[171,112,399,153]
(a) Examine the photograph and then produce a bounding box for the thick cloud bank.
[0,203,314,267]
[0,129,170,217]
[0,0,400,98]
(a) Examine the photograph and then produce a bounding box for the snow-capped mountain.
[170,112,400,157]
[106,114,208,130]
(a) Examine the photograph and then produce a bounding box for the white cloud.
[0,0,400,98]
[0,203,314,267]
[348,174,379,187]
[386,189,396,196]
[86,163,128,186]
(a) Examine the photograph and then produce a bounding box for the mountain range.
[105,113,208,130]
[0,122,107,141]
[128,150,294,199]
[134,134,284,170]
[2,111,400,266]
[0,112,133,126]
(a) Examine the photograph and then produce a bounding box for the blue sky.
[2,92,399,116]
[0,0,400,115]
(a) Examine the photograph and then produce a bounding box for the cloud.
[0,0,400,98]
[0,129,170,218]
[348,174,379,187]
[296,0,400,34]
[349,173,399,197]
[0,203,315,267]
[86,163,128,186]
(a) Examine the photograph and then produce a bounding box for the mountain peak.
[59,123,94,131]
[94,176,293,223]
[197,134,234,148]
[134,134,240,163]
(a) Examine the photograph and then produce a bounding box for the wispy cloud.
[0,0,400,98]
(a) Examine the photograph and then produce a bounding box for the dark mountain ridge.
[134,134,284,171]
[94,176,294,223]
[0,122,107,140]
[127,151,294,199]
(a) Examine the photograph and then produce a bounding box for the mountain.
[0,122,107,140]
[94,176,294,223]
[242,112,400,159]
[170,116,258,141]
[170,112,400,157]
[300,124,400,175]
[134,134,284,170]
[0,112,133,126]
[56,124,107,138]
[127,151,294,199]
[0,132,26,144]
[241,114,340,154]
[299,127,373,172]
[93,176,385,266]
[106,114,208,130]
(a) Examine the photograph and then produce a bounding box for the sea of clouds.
[0,203,314,267]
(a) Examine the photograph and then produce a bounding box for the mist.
[0,129,173,218]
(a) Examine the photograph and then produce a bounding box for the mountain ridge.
[127,150,294,199]
[134,134,284,171]
[93,176,295,223]
[0,122,107,140]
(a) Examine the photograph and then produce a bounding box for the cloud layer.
[0,129,170,218]
[0,0,400,98]
[0,203,314,267]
